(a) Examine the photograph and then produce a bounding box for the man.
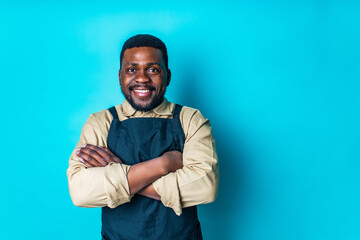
[67,34,219,240]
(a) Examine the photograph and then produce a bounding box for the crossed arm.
[76,144,183,200]
[67,107,218,215]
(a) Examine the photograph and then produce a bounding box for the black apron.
[101,104,203,240]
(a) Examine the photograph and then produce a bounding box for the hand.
[76,144,123,168]
[161,150,183,173]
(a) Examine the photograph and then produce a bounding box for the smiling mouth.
[129,85,155,95]
[130,86,155,99]
[133,89,150,93]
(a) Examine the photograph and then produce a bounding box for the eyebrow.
[124,62,161,66]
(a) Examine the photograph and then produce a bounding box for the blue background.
[1,1,359,239]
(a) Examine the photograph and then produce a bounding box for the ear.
[166,69,171,86]
[118,69,122,85]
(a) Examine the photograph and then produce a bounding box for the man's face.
[119,47,171,112]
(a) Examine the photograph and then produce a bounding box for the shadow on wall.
[178,57,254,239]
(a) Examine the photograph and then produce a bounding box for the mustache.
[129,85,156,91]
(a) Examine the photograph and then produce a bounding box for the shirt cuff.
[104,162,132,208]
[153,172,182,216]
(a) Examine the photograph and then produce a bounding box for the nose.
[135,71,150,83]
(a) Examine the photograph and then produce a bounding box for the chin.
[128,96,164,112]
[134,102,153,111]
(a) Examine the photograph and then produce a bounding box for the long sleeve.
[152,107,219,215]
[67,110,132,208]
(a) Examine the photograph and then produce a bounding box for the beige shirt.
[67,98,219,216]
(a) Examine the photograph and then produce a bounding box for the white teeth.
[134,89,150,93]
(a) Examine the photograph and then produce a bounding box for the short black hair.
[120,34,168,70]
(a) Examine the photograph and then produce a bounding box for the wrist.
[156,155,170,175]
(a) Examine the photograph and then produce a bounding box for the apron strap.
[108,106,119,120]
[171,104,185,152]
[173,104,183,118]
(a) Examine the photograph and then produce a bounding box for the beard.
[121,85,166,112]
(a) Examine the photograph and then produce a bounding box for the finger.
[83,150,107,166]
[77,150,100,167]
[81,144,123,164]
[78,157,87,166]
[111,156,123,164]
[78,147,107,166]
[99,146,123,164]
[100,147,116,157]
[84,145,114,164]
[76,145,101,167]
[79,152,104,167]
[78,156,97,168]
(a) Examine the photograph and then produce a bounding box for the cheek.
[153,76,167,89]
[120,77,131,87]
[155,83,166,93]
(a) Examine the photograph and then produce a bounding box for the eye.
[148,67,159,74]
[126,68,136,73]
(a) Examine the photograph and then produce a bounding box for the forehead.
[122,47,164,64]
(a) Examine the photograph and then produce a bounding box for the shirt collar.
[121,98,173,117]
